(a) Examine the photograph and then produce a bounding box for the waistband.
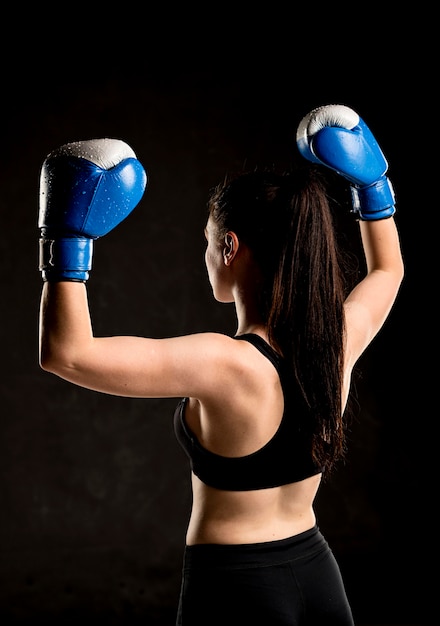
[183,525,328,570]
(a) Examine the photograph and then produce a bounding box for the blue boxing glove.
[39,138,147,281]
[296,104,395,220]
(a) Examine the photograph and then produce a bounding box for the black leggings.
[176,526,354,625]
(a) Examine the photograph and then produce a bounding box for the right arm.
[36,138,265,403]
[39,280,242,400]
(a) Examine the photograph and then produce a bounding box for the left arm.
[343,216,404,370]
[297,103,404,370]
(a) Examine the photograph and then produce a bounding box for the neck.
[234,300,266,339]
[230,254,266,338]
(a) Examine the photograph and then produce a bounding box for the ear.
[223,231,239,266]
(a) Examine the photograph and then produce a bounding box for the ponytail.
[268,167,347,472]
[208,165,349,473]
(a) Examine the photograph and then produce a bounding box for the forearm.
[359,217,404,278]
[343,216,404,358]
[37,138,146,377]
[39,281,94,373]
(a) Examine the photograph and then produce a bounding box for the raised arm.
[296,104,404,366]
[37,139,236,400]
[38,138,149,391]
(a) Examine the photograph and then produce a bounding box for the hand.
[38,138,147,281]
[296,104,395,220]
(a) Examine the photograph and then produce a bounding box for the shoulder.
[176,332,279,401]
[152,332,260,398]
[184,334,284,453]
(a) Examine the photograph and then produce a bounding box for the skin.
[39,215,404,545]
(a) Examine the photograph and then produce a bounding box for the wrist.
[351,176,396,221]
[39,236,93,282]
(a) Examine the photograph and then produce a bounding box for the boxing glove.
[39,138,147,281]
[296,104,395,220]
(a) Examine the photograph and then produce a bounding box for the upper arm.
[45,331,240,400]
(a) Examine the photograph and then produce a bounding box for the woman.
[38,105,404,624]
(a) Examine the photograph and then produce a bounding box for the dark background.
[0,11,435,626]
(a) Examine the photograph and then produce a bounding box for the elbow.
[39,356,56,375]
[389,259,405,299]
[39,336,93,386]
[39,341,74,377]
[39,346,63,375]
[396,256,405,288]
[39,338,52,372]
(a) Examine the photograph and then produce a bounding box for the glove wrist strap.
[39,237,93,282]
[351,176,396,221]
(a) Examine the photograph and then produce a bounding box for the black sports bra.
[173,334,322,490]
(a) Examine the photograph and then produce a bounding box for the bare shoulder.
[165,331,277,399]
[184,333,284,456]
[124,331,271,400]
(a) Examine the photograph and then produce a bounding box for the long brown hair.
[208,164,349,474]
